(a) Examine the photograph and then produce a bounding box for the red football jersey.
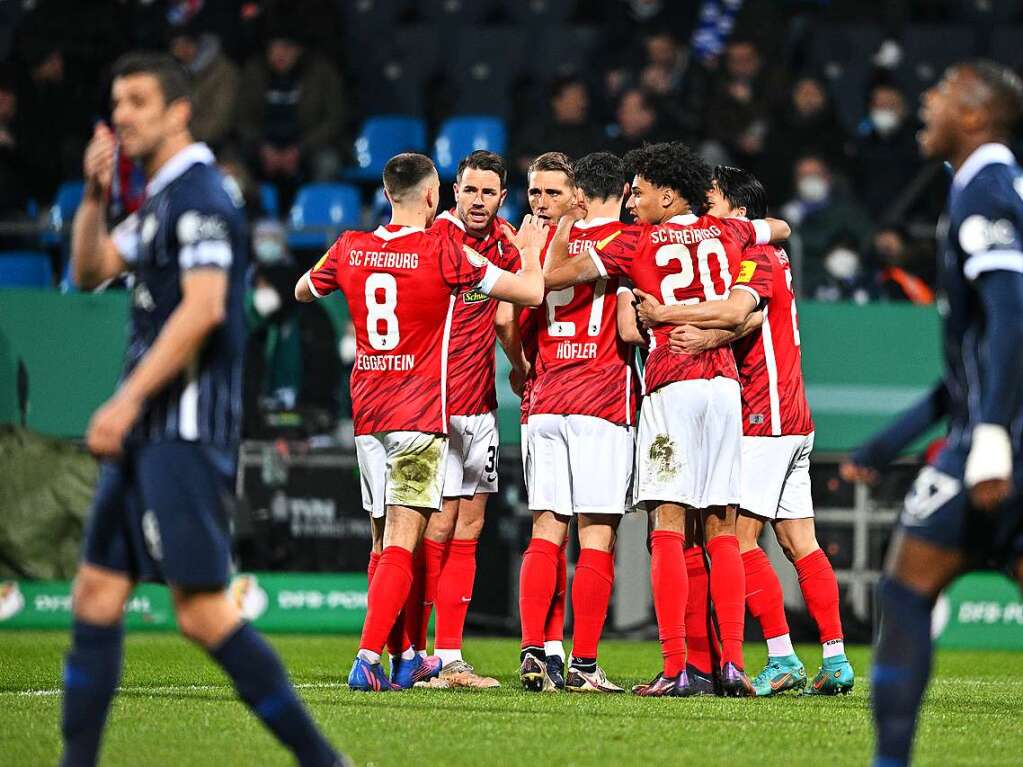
[732,246,814,436]
[308,225,499,435]
[530,218,638,426]
[430,210,521,416]
[591,213,772,395]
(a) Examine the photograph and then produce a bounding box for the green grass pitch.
[1,632,1021,766]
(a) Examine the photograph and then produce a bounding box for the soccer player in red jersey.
[665,166,852,696]
[295,153,547,691]
[399,151,519,689]
[546,142,789,697]
[503,151,581,689]
[517,152,640,693]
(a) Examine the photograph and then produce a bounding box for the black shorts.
[82,441,236,590]
[899,451,1023,573]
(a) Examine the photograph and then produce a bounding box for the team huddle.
[297,142,854,698]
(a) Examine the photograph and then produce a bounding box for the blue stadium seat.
[349,116,428,182]
[433,117,507,180]
[287,183,362,250]
[44,180,85,247]
[0,251,52,288]
[259,183,280,218]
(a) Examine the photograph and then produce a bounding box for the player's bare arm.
[495,300,530,392]
[492,214,546,307]
[634,286,758,331]
[764,217,791,242]
[542,208,594,289]
[617,288,645,345]
[86,269,228,458]
[667,312,763,355]
[295,268,316,302]
[72,122,129,289]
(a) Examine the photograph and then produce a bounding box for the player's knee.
[454,513,484,541]
[774,521,819,562]
[702,508,736,540]
[425,516,455,543]
[173,592,237,648]
[71,567,130,625]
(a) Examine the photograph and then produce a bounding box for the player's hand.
[505,214,547,253]
[86,391,142,459]
[509,363,530,397]
[668,325,711,354]
[969,478,1012,512]
[83,122,115,199]
[839,461,879,486]
[632,288,663,328]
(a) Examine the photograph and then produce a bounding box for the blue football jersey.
[112,143,247,449]
[936,142,1023,474]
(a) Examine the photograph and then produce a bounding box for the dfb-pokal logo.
[229,574,269,621]
[0,581,25,621]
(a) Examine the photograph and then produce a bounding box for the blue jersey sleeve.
[956,169,1023,281]
[171,174,239,272]
[850,380,949,470]
[975,270,1023,427]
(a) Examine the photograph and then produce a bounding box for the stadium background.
[1,0,1022,651]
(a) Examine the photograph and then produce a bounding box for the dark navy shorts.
[898,450,1023,572]
[82,441,236,590]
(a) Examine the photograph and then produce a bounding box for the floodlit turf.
[1,632,1021,766]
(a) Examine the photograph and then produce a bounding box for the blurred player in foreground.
[846,61,1023,767]
[295,153,546,692]
[65,52,345,766]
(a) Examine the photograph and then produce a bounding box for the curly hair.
[625,141,712,215]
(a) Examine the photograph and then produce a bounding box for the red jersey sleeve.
[588,224,644,278]
[307,233,345,298]
[732,244,775,306]
[439,234,495,292]
[720,217,774,248]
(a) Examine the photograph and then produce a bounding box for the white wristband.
[964,423,1013,488]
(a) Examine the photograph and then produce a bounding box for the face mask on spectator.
[871,108,901,135]
[825,247,860,280]
[797,174,829,203]
[253,286,282,317]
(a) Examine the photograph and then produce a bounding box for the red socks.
[683,545,718,675]
[570,548,615,660]
[650,530,688,677]
[359,546,414,655]
[369,551,409,656]
[519,538,561,649]
[434,539,478,651]
[796,548,843,643]
[405,538,446,652]
[706,534,745,668]
[544,540,568,643]
[742,547,789,640]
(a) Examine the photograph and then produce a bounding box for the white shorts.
[443,411,499,498]
[526,413,634,516]
[740,432,815,520]
[634,378,742,509]
[354,431,449,519]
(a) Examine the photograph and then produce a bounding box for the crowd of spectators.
[3,0,1023,304]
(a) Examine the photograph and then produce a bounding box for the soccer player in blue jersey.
[863,61,1023,767]
[62,53,344,767]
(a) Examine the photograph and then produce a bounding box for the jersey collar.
[437,209,465,231]
[574,216,618,229]
[666,213,699,225]
[374,225,425,241]
[953,142,1016,189]
[146,142,216,197]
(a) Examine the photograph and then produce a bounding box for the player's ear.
[498,187,508,207]
[661,186,674,210]
[169,98,192,133]
[622,182,630,200]
[452,180,459,198]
